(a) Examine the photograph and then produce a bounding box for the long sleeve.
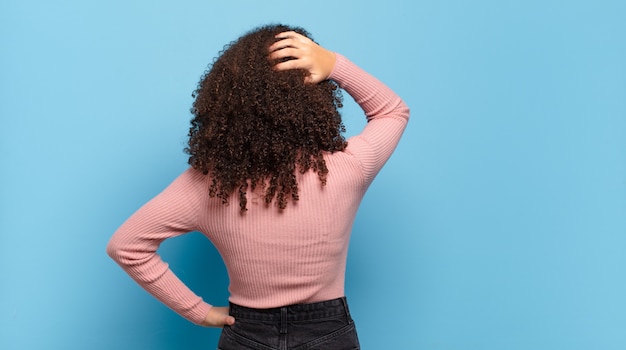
[106,53,410,324]
[106,168,213,325]
[329,53,410,185]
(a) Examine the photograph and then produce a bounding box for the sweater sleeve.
[328,53,410,185]
[106,168,213,325]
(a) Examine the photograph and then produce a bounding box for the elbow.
[106,233,132,264]
[106,237,121,262]
[106,234,153,267]
[399,101,410,122]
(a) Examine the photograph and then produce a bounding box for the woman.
[107,24,409,349]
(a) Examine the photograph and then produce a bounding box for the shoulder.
[156,167,209,202]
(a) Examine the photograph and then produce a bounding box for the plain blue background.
[1,0,625,349]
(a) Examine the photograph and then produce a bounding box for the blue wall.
[1,0,625,349]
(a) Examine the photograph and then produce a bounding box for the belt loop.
[341,297,353,324]
[280,306,288,334]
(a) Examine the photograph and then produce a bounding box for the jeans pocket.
[217,324,277,350]
[292,322,360,350]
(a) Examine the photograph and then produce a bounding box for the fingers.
[214,314,235,327]
[268,31,311,52]
[274,31,308,42]
[267,31,330,82]
[269,44,311,72]
[268,38,297,53]
[268,32,313,70]
[203,306,236,327]
[225,315,235,326]
[273,59,305,72]
[269,48,306,72]
[269,47,300,61]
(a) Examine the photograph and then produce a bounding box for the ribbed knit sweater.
[106,53,410,325]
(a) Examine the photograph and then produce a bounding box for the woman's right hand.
[268,31,336,84]
[202,306,235,328]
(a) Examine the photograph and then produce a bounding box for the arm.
[329,54,410,184]
[269,32,410,184]
[106,168,233,327]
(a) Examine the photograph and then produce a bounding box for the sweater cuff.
[327,53,348,84]
[187,301,213,325]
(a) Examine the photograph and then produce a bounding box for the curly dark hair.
[186,24,347,212]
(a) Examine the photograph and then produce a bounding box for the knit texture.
[107,53,410,325]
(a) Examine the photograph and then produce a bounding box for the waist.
[228,297,353,322]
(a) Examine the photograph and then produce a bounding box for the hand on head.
[268,31,336,84]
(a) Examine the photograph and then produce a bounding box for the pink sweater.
[107,54,410,325]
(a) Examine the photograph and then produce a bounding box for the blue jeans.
[217,297,360,350]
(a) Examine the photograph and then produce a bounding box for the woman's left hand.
[268,31,336,84]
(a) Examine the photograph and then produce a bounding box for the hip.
[217,297,360,350]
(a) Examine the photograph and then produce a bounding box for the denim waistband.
[228,297,352,323]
